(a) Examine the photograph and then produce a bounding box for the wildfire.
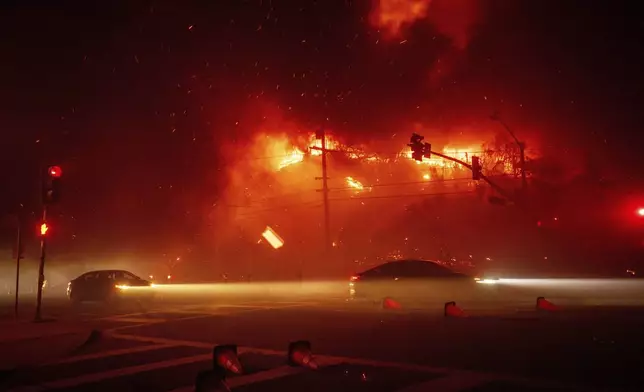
[278,148,305,170]
[345,176,364,191]
[274,131,518,181]
[308,134,340,156]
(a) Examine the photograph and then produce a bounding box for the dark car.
[349,259,497,307]
[67,270,155,304]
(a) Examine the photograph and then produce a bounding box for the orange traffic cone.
[195,369,230,392]
[382,297,402,310]
[288,340,319,370]
[536,297,558,312]
[213,345,242,374]
[444,301,466,317]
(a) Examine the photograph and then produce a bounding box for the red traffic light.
[637,208,644,217]
[40,223,49,236]
[48,166,63,178]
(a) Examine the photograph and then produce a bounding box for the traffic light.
[637,208,644,217]
[471,156,481,180]
[408,134,431,162]
[410,143,424,161]
[42,165,62,205]
[39,222,49,236]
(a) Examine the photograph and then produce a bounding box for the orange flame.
[278,148,305,170]
[345,176,364,191]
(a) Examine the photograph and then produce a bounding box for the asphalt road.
[1,286,644,391]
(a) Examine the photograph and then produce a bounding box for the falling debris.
[262,226,285,249]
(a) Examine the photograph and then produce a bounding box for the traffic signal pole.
[429,150,515,204]
[35,205,47,322]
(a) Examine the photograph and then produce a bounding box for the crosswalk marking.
[169,366,307,392]
[9,354,212,391]
[101,316,168,323]
[104,332,606,392]
[4,331,605,392]
[49,343,173,365]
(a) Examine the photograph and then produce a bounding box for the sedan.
[349,259,500,308]
[67,269,155,304]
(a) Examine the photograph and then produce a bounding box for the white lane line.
[169,366,308,392]
[9,354,211,391]
[106,332,605,392]
[100,317,167,323]
[48,344,174,365]
[106,332,214,348]
[396,371,496,392]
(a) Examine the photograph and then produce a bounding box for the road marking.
[101,317,167,323]
[169,365,307,392]
[106,332,604,392]
[48,343,173,365]
[395,371,496,392]
[9,354,211,391]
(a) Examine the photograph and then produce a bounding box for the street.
[1,283,644,392]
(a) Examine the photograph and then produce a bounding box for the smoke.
[370,0,483,85]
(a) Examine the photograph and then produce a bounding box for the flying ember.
[345,176,364,190]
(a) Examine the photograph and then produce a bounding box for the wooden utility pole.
[14,210,23,317]
[312,129,332,252]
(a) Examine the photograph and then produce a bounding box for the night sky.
[1,1,643,266]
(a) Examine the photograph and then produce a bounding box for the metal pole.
[321,130,331,252]
[35,206,47,322]
[14,214,21,317]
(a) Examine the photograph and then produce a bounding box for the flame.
[279,148,305,170]
[271,131,516,180]
[345,176,364,191]
[308,134,340,156]
[400,144,481,166]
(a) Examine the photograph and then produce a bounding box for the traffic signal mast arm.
[429,150,515,204]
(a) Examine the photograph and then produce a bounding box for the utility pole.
[312,129,332,252]
[491,112,527,192]
[35,206,47,322]
[35,165,61,322]
[14,209,23,318]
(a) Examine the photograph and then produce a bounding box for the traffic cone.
[213,345,242,374]
[288,340,319,369]
[444,301,466,317]
[382,297,402,310]
[536,297,558,312]
[195,369,230,392]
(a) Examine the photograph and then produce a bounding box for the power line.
[329,190,474,202]
[243,149,511,162]
[327,178,473,192]
[223,178,479,208]
[235,201,323,217]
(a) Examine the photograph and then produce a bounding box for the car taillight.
[350,275,360,282]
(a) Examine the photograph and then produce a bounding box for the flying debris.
[261,226,284,249]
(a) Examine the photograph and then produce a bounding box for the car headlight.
[474,277,499,284]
